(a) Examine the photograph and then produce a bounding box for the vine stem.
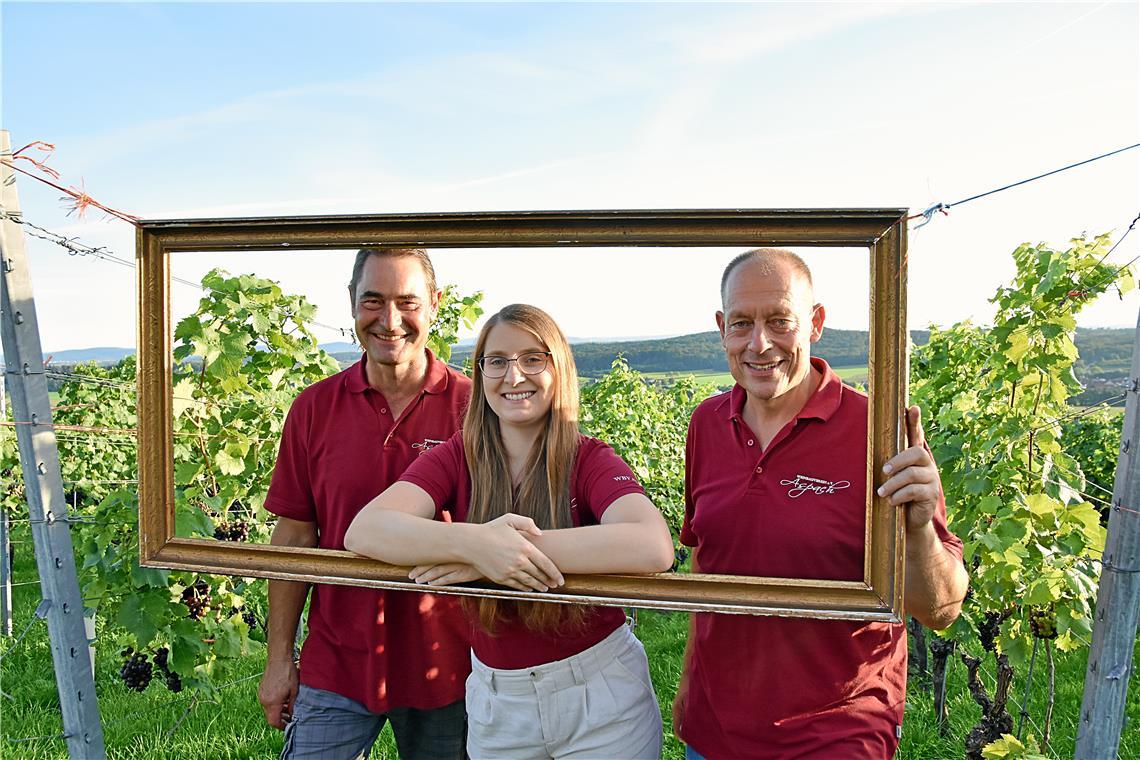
[1025,369,1046,475]
[1043,642,1055,752]
[1016,636,1040,739]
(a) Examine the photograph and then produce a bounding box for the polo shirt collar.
[728,357,845,424]
[344,349,451,395]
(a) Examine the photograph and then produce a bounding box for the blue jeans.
[685,745,707,760]
[282,684,466,760]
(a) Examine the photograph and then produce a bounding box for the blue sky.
[2,1,1137,351]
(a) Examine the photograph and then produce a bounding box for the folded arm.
[344,481,563,591]
[523,493,675,575]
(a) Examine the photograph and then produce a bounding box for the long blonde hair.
[464,304,584,633]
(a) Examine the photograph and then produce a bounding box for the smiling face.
[479,322,556,432]
[350,254,439,377]
[717,256,825,413]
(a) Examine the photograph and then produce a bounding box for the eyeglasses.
[476,352,552,378]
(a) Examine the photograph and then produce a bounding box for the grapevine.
[40,270,484,696]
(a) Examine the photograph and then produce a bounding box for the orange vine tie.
[11,140,61,180]
[2,140,140,225]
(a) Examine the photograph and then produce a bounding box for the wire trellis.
[908,143,1140,229]
[1,211,357,341]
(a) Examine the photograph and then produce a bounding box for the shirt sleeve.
[264,393,317,522]
[575,438,646,523]
[679,412,698,547]
[399,432,463,518]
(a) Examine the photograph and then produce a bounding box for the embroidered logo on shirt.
[779,474,851,498]
[412,438,445,454]
[612,475,635,482]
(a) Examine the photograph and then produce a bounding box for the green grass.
[639,370,737,388]
[2,536,1137,759]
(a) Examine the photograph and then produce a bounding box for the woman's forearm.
[344,508,478,566]
[527,521,673,575]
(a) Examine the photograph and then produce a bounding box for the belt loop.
[489,671,498,694]
[570,658,585,686]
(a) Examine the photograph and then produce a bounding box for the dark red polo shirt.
[678,358,963,759]
[265,351,473,713]
[400,433,645,669]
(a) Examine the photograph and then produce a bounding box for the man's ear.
[715,311,727,345]
[428,289,442,321]
[809,303,826,343]
[348,286,357,315]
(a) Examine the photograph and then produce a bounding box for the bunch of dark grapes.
[153,647,183,693]
[1028,606,1058,640]
[978,611,1003,652]
[213,520,251,542]
[225,605,260,632]
[181,579,212,619]
[120,650,153,692]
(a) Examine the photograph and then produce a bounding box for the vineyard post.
[0,130,107,758]
[2,350,9,637]
[1,509,11,636]
[1076,308,1140,758]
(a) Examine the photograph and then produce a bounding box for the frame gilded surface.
[136,208,909,621]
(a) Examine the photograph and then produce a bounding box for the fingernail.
[883,464,893,474]
[877,486,885,496]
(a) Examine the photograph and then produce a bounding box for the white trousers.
[465,623,663,759]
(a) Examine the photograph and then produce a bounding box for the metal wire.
[99,669,266,732]
[1040,477,1114,510]
[0,601,49,665]
[63,479,138,486]
[1094,212,1140,267]
[2,419,283,448]
[1026,393,1128,435]
[1044,459,1116,499]
[43,367,305,421]
[947,144,1140,211]
[3,212,355,339]
[974,655,1063,760]
[6,731,67,744]
[1086,246,1140,303]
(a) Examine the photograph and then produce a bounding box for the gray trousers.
[282,684,466,760]
[465,624,662,759]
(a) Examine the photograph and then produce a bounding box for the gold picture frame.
[137,208,909,622]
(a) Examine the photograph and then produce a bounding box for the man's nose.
[377,301,400,331]
[747,324,773,353]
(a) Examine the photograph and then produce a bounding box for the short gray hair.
[720,248,813,307]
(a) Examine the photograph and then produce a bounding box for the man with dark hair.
[674,248,968,759]
[258,248,472,760]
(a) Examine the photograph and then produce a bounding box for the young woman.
[345,303,673,760]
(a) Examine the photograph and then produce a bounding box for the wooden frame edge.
[137,208,909,622]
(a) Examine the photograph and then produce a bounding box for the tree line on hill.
[44,327,1133,405]
[453,326,1128,377]
[448,327,921,375]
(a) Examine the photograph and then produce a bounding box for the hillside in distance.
[451,328,930,375]
[44,328,1132,401]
